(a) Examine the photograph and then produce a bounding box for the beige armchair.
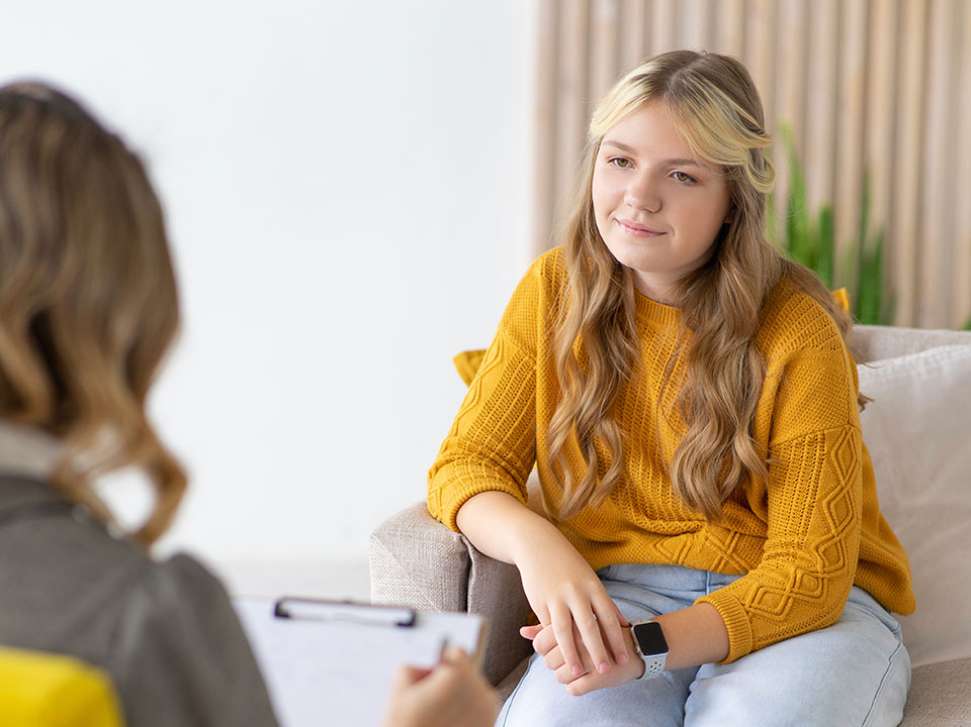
[369,325,971,726]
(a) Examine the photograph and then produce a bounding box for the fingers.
[563,668,600,696]
[441,645,469,663]
[397,646,466,689]
[571,600,612,675]
[549,602,583,677]
[519,624,542,640]
[414,646,471,693]
[544,644,565,672]
[531,620,569,662]
[389,663,433,690]
[529,586,631,678]
[531,624,556,655]
[592,596,630,666]
[540,623,585,679]
[541,621,580,673]
[526,599,631,672]
[552,629,595,684]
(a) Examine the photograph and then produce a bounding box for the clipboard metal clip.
[273,597,417,628]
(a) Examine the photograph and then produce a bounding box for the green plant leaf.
[783,124,812,269]
[766,187,779,250]
[767,123,897,326]
[856,231,884,325]
[817,206,834,288]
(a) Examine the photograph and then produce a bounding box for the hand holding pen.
[382,643,500,727]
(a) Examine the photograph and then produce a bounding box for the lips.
[616,218,665,235]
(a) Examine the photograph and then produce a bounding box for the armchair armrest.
[368,502,533,686]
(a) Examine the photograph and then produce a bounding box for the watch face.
[634,621,668,656]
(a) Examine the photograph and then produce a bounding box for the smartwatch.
[628,619,669,680]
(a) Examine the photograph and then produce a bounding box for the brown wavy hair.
[0,81,186,545]
[545,50,868,523]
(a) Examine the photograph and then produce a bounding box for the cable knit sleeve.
[426,255,546,533]
[693,340,864,664]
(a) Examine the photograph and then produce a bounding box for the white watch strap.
[637,651,667,680]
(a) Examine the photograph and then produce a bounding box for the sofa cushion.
[857,345,971,668]
[901,657,971,726]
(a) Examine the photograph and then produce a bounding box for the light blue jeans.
[496,563,910,727]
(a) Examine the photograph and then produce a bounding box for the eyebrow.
[602,140,705,168]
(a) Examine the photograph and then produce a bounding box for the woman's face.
[591,99,732,305]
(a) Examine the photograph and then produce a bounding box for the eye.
[606,156,632,169]
[671,171,697,185]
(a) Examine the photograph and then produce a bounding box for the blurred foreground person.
[0,80,499,727]
[0,80,280,726]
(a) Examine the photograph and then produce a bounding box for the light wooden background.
[532,0,971,329]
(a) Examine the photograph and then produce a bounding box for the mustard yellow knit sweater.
[427,246,915,664]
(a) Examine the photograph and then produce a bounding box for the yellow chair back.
[0,647,123,727]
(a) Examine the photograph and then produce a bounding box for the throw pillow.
[857,344,971,667]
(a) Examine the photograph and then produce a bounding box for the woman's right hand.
[382,646,499,727]
[515,534,631,680]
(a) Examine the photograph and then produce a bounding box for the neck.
[632,272,678,306]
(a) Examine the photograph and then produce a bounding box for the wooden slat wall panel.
[531,0,971,329]
[834,0,869,295]
[954,0,971,328]
[716,0,746,58]
[553,0,590,236]
[590,0,621,106]
[892,0,928,326]
[865,0,898,312]
[619,0,649,71]
[805,0,839,220]
[680,0,708,50]
[744,0,777,140]
[651,0,679,55]
[920,0,960,327]
[532,0,559,264]
[773,0,808,247]
[803,0,839,225]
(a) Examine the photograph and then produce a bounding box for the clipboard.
[234,596,489,727]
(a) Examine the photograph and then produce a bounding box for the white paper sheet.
[234,597,487,727]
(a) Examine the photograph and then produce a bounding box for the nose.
[624,172,662,214]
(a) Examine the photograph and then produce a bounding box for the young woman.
[427,50,914,726]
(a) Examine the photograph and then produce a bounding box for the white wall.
[2,1,537,597]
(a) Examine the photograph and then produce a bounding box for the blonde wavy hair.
[0,81,186,545]
[545,50,867,523]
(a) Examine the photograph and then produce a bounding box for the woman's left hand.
[520,619,645,696]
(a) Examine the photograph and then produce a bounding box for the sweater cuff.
[694,588,754,664]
